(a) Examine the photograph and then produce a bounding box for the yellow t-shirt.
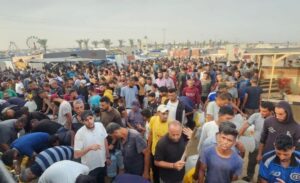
[104,89,114,103]
[149,115,169,155]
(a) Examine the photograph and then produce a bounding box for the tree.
[137,39,142,49]
[102,39,112,49]
[91,41,99,48]
[76,39,84,49]
[129,39,134,48]
[83,39,89,49]
[118,39,125,48]
[37,39,47,53]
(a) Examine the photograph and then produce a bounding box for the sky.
[1,0,300,50]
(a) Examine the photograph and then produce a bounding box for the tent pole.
[268,55,276,100]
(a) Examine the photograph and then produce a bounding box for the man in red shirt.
[182,79,201,108]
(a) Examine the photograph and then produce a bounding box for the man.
[239,101,274,182]
[0,117,26,152]
[206,92,232,122]
[106,122,150,179]
[155,70,166,88]
[163,71,175,89]
[198,106,234,152]
[199,121,243,183]
[120,77,138,110]
[165,88,185,124]
[182,79,201,108]
[38,160,92,183]
[72,99,85,132]
[148,104,170,183]
[19,146,74,182]
[7,132,59,158]
[242,78,263,116]
[147,92,158,116]
[74,110,110,183]
[257,101,300,162]
[52,96,72,129]
[154,121,186,183]
[49,79,64,97]
[99,96,122,127]
[15,77,25,98]
[31,119,62,135]
[259,134,300,183]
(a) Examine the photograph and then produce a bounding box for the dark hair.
[218,121,238,138]
[75,174,97,183]
[275,134,294,151]
[218,106,234,116]
[141,109,152,118]
[260,101,275,112]
[100,96,111,104]
[1,149,17,166]
[148,92,155,97]
[49,134,60,145]
[217,92,232,101]
[168,88,177,93]
[106,122,121,134]
[159,86,168,93]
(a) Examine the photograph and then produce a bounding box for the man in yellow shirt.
[148,104,169,183]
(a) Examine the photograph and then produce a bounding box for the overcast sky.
[1,0,300,50]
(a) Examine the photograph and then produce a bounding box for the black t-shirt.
[32,120,62,135]
[154,134,186,182]
[245,86,262,109]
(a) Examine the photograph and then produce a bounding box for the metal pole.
[268,55,276,100]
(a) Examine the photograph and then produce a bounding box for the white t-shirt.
[206,101,220,121]
[24,101,37,112]
[38,160,89,183]
[198,120,219,152]
[57,100,72,126]
[74,122,107,170]
[166,100,179,121]
[15,82,24,95]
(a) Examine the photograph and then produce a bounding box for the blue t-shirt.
[89,95,101,110]
[11,132,50,157]
[200,145,243,183]
[207,91,217,102]
[259,150,300,183]
[120,86,138,109]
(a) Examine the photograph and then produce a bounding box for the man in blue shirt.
[199,121,243,183]
[259,134,300,183]
[10,132,59,157]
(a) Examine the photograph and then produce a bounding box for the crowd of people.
[0,57,300,183]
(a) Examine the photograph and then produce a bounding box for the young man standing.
[239,101,274,182]
[199,122,243,183]
[205,92,232,122]
[74,110,110,183]
[242,78,263,116]
[257,101,300,162]
[259,134,300,183]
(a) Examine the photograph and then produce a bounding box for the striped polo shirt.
[30,146,74,176]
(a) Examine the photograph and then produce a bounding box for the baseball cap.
[157,104,168,113]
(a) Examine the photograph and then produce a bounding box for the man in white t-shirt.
[198,106,234,152]
[74,110,110,183]
[52,97,72,129]
[15,78,25,97]
[206,92,232,122]
[38,160,92,183]
[165,88,185,124]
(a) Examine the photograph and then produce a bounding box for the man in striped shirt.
[20,146,73,182]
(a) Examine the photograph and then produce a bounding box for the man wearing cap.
[148,104,170,183]
[74,110,110,183]
[106,122,150,179]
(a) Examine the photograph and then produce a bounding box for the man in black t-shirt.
[154,121,186,183]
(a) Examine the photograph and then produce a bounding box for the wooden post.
[268,55,276,100]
